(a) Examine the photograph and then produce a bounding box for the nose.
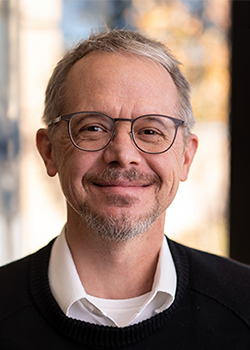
[103,125,142,167]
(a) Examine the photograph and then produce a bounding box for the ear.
[180,133,198,182]
[36,128,58,177]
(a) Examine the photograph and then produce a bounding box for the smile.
[93,181,151,188]
[91,181,153,198]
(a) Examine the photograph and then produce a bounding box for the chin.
[79,200,160,242]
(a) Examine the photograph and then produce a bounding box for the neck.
[65,208,165,299]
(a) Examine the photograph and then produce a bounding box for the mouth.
[91,181,151,207]
[93,180,152,188]
[92,181,152,198]
[84,167,161,195]
[84,168,161,208]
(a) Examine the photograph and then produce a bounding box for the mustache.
[84,167,161,186]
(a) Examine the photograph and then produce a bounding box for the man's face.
[39,52,197,241]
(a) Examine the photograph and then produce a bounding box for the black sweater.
[1,238,250,349]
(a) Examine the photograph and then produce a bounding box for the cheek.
[151,152,183,184]
[55,148,102,192]
[149,151,184,203]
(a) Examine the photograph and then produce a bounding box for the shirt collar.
[150,232,177,307]
[48,227,86,315]
[48,226,177,321]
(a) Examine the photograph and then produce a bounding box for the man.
[1,29,250,349]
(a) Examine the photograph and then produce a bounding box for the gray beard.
[79,166,162,242]
[80,199,160,242]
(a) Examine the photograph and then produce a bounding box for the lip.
[93,180,151,188]
[91,181,152,196]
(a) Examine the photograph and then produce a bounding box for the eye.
[75,123,109,140]
[137,127,163,137]
[71,121,110,143]
[76,120,109,135]
[140,128,160,135]
[83,125,104,132]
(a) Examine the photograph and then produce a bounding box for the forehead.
[64,51,179,115]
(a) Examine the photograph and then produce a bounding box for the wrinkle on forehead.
[63,51,179,118]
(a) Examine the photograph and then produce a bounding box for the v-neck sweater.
[1,237,250,349]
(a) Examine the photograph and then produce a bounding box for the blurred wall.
[18,0,65,263]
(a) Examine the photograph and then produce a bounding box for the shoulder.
[0,239,54,282]
[168,238,250,285]
[0,254,32,294]
[168,239,250,324]
[0,240,54,322]
[182,242,250,289]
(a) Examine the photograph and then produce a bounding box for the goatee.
[80,201,160,242]
[80,167,162,242]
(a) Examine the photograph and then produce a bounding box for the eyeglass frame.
[48,111,185,154]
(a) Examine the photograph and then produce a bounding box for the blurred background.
[0,0,231,265]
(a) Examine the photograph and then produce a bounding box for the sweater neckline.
[29,238,189,348]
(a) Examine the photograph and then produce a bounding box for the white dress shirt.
[48,227,177,327]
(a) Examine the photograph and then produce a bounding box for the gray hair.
[42,29,194,135]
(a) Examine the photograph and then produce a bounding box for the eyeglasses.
[48,112,185,154]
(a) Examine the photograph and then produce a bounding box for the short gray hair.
[43,29,194,135]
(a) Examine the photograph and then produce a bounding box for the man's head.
[42,29,194,137]
[37,29,198,242]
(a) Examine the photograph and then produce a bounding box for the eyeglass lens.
[69,112,178,153]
